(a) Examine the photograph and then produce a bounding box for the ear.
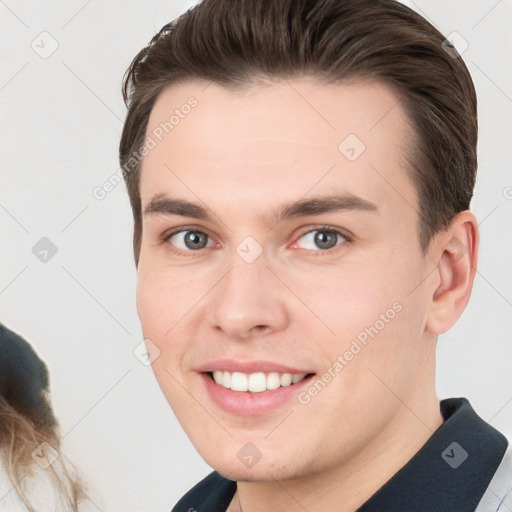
[425,211,479,335]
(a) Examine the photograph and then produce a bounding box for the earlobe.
[426,211,479,335]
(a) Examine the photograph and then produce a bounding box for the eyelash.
[160,226,216,258]
[160,225,352,257]
[293,226,353,256]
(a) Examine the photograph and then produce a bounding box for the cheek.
[136,269,194,412]
[287,264,399,338]
[136,270,169,338]
[136,263,215,382]
[288,248,427,361]
[135,268,190,375]
[136,264,202,337]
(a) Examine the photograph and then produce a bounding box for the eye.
[294,227,348,251]
[166,229,216,251]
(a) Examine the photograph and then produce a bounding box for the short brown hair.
[120,0,477,266]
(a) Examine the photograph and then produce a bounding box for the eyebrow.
[143,193,378,226]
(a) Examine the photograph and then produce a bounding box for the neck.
[228,373,443,512]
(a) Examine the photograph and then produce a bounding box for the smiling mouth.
[207,370,315,393]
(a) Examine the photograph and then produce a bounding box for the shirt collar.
[172,398,508,512]
[358,397,508,511]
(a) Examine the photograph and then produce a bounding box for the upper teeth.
[212,371,307,393]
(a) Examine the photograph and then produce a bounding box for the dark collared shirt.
[171,398,509,512]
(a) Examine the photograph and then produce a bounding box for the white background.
[1,1,511,510]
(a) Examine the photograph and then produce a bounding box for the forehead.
[140,78,416,219]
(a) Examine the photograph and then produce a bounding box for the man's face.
[136,79,436,481]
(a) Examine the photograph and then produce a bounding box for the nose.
[207,256,289,341]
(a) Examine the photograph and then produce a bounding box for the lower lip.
[201,373,315,416]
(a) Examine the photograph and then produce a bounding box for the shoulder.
[0,460,60,512]
[171,471,237,512]
[0,461,25,512]
[475,446,512,512]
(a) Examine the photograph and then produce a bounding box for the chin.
[204,450,317,483]
[214,464,291,483]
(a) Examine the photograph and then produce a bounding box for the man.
[119,0,511,510]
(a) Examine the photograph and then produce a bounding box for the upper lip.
[196,359,314,374]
